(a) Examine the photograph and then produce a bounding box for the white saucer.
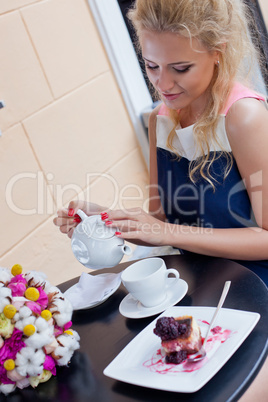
[119,278,188,319]
[64,273,121,311]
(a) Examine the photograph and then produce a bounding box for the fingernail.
[68,208,75,217]
[73,217,81,223]
[115,232,121,236]
[105,220,113,225]
[101,212,109,220]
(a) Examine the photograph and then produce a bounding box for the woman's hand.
[102,207,170,246]
[53,201,106,239]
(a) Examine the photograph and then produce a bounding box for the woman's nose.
[156,71,175,92]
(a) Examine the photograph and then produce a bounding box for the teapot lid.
[82,215,116,239]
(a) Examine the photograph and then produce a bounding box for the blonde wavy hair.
[128,0,261,185]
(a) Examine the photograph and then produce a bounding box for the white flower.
[0,383,16,395]
[0,283,12,313]
[15,346,45,377]
[24,271,48,288]
[13,305,32,322]
[24,317,54,349]
[50,297,73,327]
[0,267,12,284]
[15,313,54,348]
[54,330,80,366]
[47,285,63,297]
[14,307,35,329]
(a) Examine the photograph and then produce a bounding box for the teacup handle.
[165,268,180,288]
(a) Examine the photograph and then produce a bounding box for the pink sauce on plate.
[143,321,233,375]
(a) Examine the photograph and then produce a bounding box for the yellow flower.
[3,304,17,319]
[25,287,39,301]
[4,359,15,371]
[41,310,52,321]
[23,324,36,336]
[11,264,23,276]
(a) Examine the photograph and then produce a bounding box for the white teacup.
[121,257,180,308]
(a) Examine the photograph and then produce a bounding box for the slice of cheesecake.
[154,315,202,364]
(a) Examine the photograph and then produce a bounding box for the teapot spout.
[121,244,132,256]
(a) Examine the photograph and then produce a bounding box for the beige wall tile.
[0,215,91,286]
[0,0,40,15]
[21,0,109,99]
[0,124,55,256]
[0,11,53,132]
[259,0,268,27]
[84,148,149,211]
[23,72,138,209]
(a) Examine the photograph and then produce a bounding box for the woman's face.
[140,30,219,114]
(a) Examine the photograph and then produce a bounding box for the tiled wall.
[259,0,268,27]
[0,0,149,284]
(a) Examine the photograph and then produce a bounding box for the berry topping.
[154,317,179,340]
[165,350,187,364]
[153,317,189,341]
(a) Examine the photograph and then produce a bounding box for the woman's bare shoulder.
[225,97,268,142]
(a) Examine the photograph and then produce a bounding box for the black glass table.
[2,254,267,402]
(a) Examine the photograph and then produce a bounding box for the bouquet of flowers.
[0,264,80,395]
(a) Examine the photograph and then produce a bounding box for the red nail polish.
[115,232,121,236]
[101,212,109,220]
[68,208,75,217]
[105,220,113,225]
[73,217,81,223]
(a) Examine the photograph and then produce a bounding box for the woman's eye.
[173,66,192,73]
[145,64,158,70]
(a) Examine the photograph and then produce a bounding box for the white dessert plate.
[119,278,188,319]
[64,273,121,310]
[104,306,260,393]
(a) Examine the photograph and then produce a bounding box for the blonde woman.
[54,0,268,285]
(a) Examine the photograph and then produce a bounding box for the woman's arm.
[106,97,268,261]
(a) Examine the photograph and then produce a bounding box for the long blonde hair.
[128,0,261,185]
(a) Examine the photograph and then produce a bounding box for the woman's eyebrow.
[143,57,192,65]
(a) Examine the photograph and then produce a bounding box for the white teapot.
[71,209,132,269]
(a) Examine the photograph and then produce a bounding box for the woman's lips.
[162,92,182,101]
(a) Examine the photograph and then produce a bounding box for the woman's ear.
[214,43,227,64]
